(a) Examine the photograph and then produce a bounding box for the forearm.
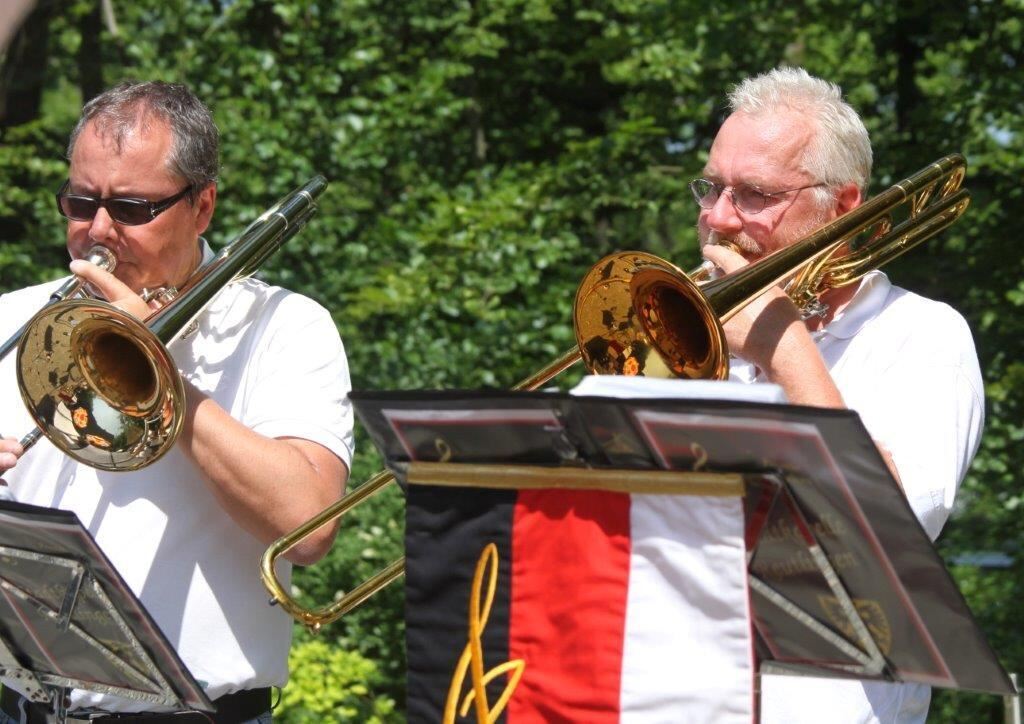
[759,320,845,409]
[179,381,347,564]
[704,244,845,409]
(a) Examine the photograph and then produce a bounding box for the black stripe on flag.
[405,484,515,723]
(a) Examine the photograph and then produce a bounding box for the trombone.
[261,154,970,632]
[10,176,327,471]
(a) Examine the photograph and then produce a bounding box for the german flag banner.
[404,480,753,723]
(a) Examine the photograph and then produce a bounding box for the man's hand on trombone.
[0,436,23,478]
[69,258,160,319]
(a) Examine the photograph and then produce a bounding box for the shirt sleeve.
[237,292,355,469]
[883,367,982,539]
[852,319,984,541]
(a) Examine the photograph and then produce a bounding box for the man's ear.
[193,183,217,235]
[834,182,862,217]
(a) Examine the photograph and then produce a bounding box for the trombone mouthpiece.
[65,245,119,302]
[84,245,117,274]
[49,245,119,304]
[697,259,718,275]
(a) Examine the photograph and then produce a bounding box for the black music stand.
[350,386,1015,721]
[0,501,212,723]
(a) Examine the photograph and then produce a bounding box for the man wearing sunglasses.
[0,81,353,723]
[694,68,983,723]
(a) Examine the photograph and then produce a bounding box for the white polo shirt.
[0,263,354,712]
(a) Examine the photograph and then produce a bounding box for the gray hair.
[728,67,872,202]
[67,80,219,202]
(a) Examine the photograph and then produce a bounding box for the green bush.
[276,639,400,723]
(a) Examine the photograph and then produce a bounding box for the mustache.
[700,229,764,256]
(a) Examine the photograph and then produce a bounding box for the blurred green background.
[1,1,1021,720]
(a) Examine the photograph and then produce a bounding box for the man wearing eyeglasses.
[692,68,983,723]
[0,81,353,723]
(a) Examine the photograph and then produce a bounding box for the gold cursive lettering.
[435,438,454,463]
[690,442,708,472]
[443,543,525,723]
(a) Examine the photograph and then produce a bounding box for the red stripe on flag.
[508,489,632,723]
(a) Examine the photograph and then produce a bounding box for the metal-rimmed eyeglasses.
[689,178,826,215]
[56,180,194,226]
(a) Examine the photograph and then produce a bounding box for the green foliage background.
[1,1,1021,720]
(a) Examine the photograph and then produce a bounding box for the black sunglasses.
[56,180,194,226]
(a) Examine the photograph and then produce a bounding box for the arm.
[71,260,352,564]
[701,245,903,484]
[701,245,844,408]
[180,383,348,565]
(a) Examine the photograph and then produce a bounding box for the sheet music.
[571,374,787,403]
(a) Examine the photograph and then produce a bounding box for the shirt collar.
[818,270,891,340]
[198,236,215,268]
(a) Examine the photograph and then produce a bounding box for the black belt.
[0,687,271,724]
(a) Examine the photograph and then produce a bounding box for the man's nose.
[87,206,116,241]
[703,189,743,235]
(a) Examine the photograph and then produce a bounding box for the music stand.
[0,500,213,723]
[350,386,1015,721]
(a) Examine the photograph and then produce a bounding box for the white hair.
[728,67,872,201]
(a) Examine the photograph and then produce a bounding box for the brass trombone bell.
[575,252,730,380]
[261,153,971,631]
[17,301,184,470]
